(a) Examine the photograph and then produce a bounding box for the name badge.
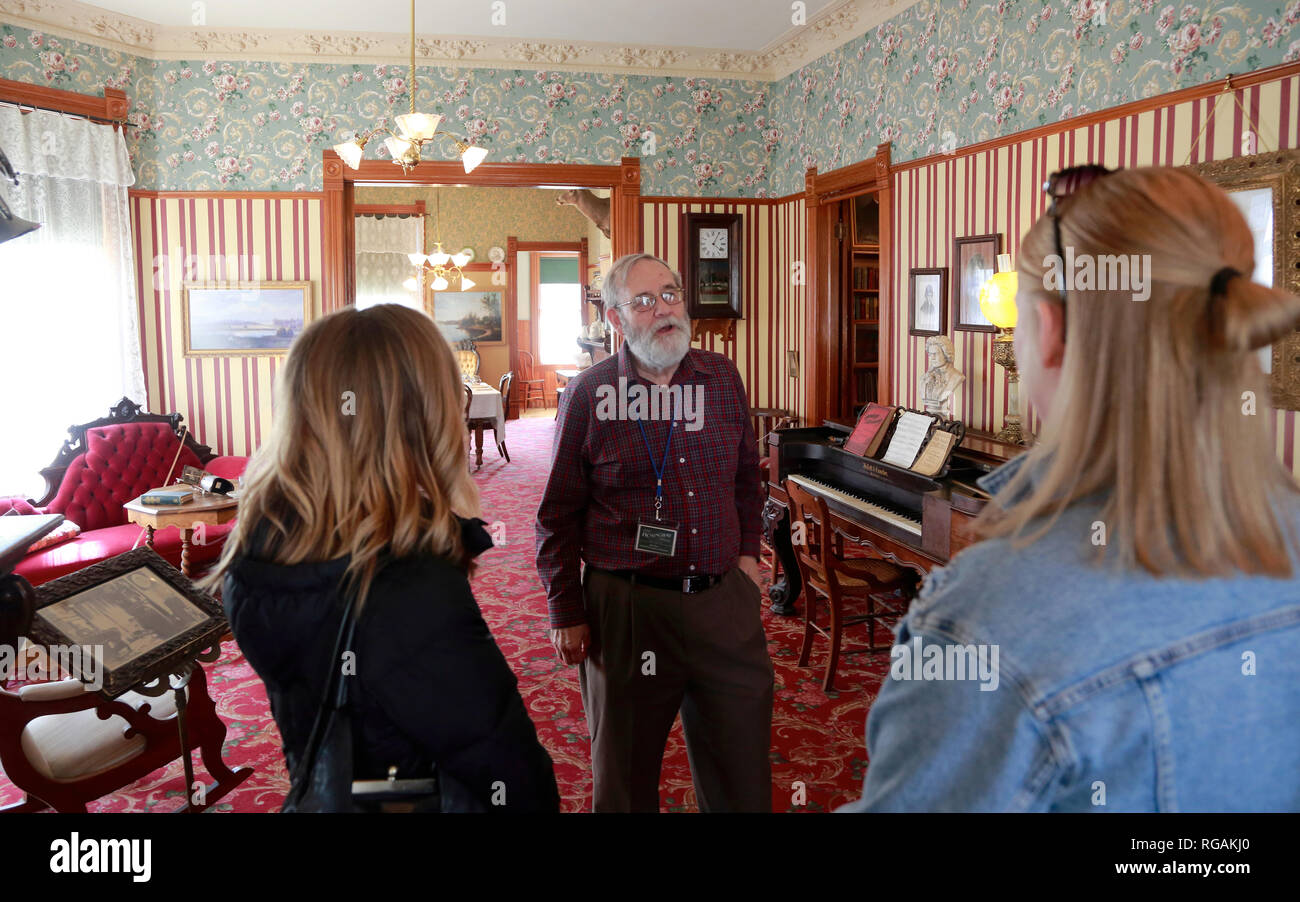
[635,520,679,557]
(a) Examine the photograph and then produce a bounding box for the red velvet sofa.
[0,399,248,586]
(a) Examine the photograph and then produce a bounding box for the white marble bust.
[921,335,964,419]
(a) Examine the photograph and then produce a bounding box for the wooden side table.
[124,492,238,578]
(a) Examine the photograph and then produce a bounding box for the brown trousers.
[579,566,775,812]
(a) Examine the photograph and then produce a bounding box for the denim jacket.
[840,454,1300,812]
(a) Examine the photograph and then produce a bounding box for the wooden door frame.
[803,143,892,426]
[515,242,587,414]
[322,153,640,316]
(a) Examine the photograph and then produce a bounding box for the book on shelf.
[141,486,195,506]
[844,402,896,456]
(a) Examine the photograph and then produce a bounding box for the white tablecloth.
[467,382,506,443]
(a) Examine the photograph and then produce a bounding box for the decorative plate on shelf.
[487,245,505,264]
[458,246,476,262]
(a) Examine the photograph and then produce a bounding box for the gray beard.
[625,321,691,372]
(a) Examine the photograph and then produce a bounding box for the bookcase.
[845,192,881,417]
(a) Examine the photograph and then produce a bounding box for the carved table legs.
[762,497,803,617]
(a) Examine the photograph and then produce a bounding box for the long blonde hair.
[979,166,1300,576]
[204,303,480,607]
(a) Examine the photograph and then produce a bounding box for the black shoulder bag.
[281,590,440,813]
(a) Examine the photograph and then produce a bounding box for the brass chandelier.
[403,194,474,292]
[332,0,488,174]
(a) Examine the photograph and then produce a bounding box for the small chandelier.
[403,194,474,292]
[332,0,489,174]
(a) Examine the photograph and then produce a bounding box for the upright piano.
[761,420,1022,615]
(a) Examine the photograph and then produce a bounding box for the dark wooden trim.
[353,201,425,216]
[506,236,520,419]
[0,77,127,124]
[893,60,1300,175]
[640,193,797,206]
[515,240,587,251]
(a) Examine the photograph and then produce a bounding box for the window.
[536,255,582,366]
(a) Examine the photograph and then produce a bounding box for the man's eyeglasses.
[1043,164,1116,305]
[615,289,683,313]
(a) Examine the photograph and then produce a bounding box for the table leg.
[145,525,155,551]
[174,682,197,812]
[474,425,485,470]
[180,528,192,578]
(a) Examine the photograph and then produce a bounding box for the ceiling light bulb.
[333,139,365,170]
[395,113,442,142]
[432,275,449,291]
[461,145,488,173]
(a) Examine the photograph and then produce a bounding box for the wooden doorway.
[803,143,893,426]
[321,153,642,417]
[513,240,587,415]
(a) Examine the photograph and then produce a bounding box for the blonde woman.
[207,304,559,812]
[843,167,1300,812]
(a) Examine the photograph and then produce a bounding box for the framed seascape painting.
[909,268,947,337]
[182,281,311,356]
[952,234,1000,333]
[428,289,505,346]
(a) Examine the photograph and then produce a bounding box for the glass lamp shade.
[460,276,476,290]
[332,139,365,170]
[979,270,1020,329]
[429,249,451,266]
[402,276,420,291]
[461,145,488,173]
[395,113,442,142]
[450,252,472,267]
[407,252,427,266]
[432,275,449,291]
[383,135,413,160]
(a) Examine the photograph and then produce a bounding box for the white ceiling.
[79,0,840,51]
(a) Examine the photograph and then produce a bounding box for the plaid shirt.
[535,346,762,629]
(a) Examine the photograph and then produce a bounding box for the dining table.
[466,380,507,469]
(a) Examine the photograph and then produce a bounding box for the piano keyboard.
[787,473,923,537]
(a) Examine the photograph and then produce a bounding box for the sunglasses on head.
[1043,165,1117,306]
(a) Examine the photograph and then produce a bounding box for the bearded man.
[535,252,773,812]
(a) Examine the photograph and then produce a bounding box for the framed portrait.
[182,281,311,356]
[909,268,948,337]
[1186,150,1300,410]
[952,234,1001,333]
[682,211,743,320]
[425,262,506,346]
[28,547,227,699]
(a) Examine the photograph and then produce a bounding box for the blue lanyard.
[636,418,675,521]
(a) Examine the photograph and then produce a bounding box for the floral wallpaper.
[1,0,1297,197]
[768,0,1300,194]
[355,185,594,262]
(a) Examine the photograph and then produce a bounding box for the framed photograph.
[182,281,311,356]
[909,268,948,337]
[426,264,506,346]
[28,547,227,699]
[952,234,1001,333]
[1186,150,1300,409]
[682,211,743,320]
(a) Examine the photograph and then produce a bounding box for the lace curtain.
[355,214,423,311]
[0,105,144,497]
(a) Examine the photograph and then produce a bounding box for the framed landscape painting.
[182,282,311,356]
[428,288,505,346]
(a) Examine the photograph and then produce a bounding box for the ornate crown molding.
[0,0,922,80]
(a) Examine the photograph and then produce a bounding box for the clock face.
[699,227,729,259]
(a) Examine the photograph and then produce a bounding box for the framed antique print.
[910,268,948,337]
[28,547,227,699]
[424,263,506,346]
[682,211,743,320]
[852,193,881,247]
[1186,149,1300,410]
[952,234,1001,333]
[182,281,311,356]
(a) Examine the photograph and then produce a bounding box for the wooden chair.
[517,350,548,410]
[786,480,919,691]
[0,658,251,812]
[454,339,481,382]
[467,372,511,464]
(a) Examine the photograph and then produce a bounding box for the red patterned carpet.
[1,413,892,813]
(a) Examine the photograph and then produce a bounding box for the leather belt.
[605,569,724,594]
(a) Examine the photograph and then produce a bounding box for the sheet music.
[880,411,935,469]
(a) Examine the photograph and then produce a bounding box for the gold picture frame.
[182,281,312,357]
[424,263,507,347]
[1186,150,1300,410]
